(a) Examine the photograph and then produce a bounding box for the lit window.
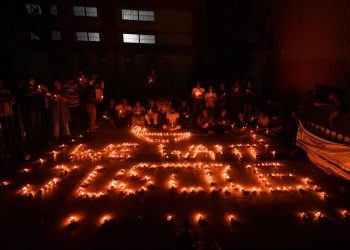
[138,11,154,21]
[140,34,155,44]
[30,32,40,40]
[52,31,62,40]
[76,32,88,41]
[85,7,98,17]
[73,6,98,17]
[123,34,155,44]
[88,32,100,42]
[121,9,155,21]
[26,4,42,15]
[76,32,100,42]
[73,6,85,16]
[123,34,139,43]
[50,5,58,15]
[122,9,138,20]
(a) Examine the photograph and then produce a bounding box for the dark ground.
[0,128,349,250]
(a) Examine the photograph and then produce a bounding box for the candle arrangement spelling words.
[0,127,348,229]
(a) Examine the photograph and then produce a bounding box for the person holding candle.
[256,111,270,132]
[242,81,256,119]
[145,99,159,126]
[63,80,81,133]
[85,78,97,133]
[204,86,217,116]
[163,107,181,131]
[198,109,214,133]
[131,102,146,126]
[115,98,132,127]
[178,100,191,128]
[217,82,228,112]
[51,81,70,140]
[191,81,205,126]
[215,109,232,133]
[229,79,242,119]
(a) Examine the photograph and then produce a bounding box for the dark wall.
[272,0,350,98]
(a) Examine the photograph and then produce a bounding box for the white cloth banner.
[296,121,350,181]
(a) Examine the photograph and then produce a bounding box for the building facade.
[8,0,201,97]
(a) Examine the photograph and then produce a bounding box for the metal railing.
[302,120,350,145]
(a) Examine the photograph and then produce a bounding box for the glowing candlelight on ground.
[227,214,240,226]
[0,181,10,186]
[196,213,205,223]
[99,214,113,225]
[166,214,173,221]
[339,209,349,219]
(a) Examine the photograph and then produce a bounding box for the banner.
[296,121,350,181]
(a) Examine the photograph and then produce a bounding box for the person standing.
[178,100,191,128]
[85,80,97,133]
[51,81,70,140]
[191,81,205,126]
[217,82,228,112]
[204,86,217,116]
[242,81,256,119]
[91,73,104,121]
[229,79,242,119]
[63,80,81,132]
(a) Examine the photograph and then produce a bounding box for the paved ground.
[0,128,349,250]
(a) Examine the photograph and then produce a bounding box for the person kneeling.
[131,102,146,126]
[163,108,181,131]
[145,99,159,126]
[198,109,214,133]
[216,109,232,133]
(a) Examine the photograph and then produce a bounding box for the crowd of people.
[102,80,286,136]
[0,72,306,158]
[0,72,106,157]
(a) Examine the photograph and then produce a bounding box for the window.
[88,32,100,42]
[26,4,42,15]
[138,11,155,21]
[50,5,58,15]
[52,31,62,40]
[85,7,98,17]
[73,6,98,17]
[121,9,154,21]
[30,32,40,40]
[140,34,155,44]
[123,34,139,43]
[122,9,138,20]
[123,33,155,44]
[73,6,85,16]
[76,32,88,41]
[76,32,100,42]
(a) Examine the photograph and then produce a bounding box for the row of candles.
[64,209,350,228]
[64,212,240,227]
[11,161,318,199]
[158,143,275,161]
[18,164,82,197]
[69,143,138,162]
[298,209,350,222]
[131,126,191,143]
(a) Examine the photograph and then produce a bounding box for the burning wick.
[166,215,173,221]
[104,216,109,222]
[197,213,207,226]
[228,214,240,226]
[70,216,76,224]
